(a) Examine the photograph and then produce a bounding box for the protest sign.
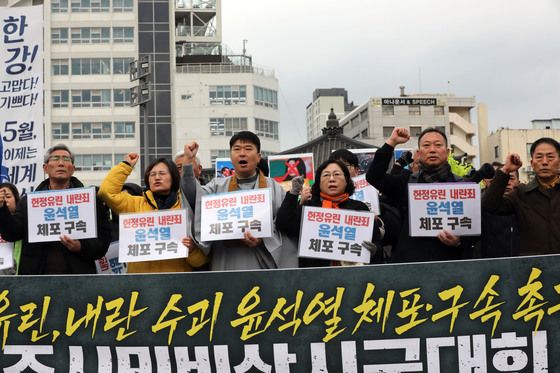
[95,241,127,274]
[215,157,234,178]
[0,239,14,271]
[27,187,97,243]
[299,206,375,264]
[269,153,314,192]
[0,5,44,195]
[408,183,481,236]
[349,148,377,175]
[200,188,272,241]
[351,174,380,215]
[118,209,188,263]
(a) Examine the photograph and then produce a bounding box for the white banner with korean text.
[27,187,97,243]
[299,206,375,264]
[200,188,273,242]
[0,5,44,194]
[408,183,481,237]
[118,209,188,263]
[351,174,380,215]
[0,239,14,271]
[95,241,127,274]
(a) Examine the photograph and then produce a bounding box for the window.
[114,122,135,138]
[382,126,394,138]
[435,126,446,135]
[113,89,131,107]
[113,0,133,12]
[361,128,369,138]
[71,58,110,75]
[113,58,134,74]
[71,27,110,44]
[52,90,69,108]
[410,126,422,137]
[71,89,111,108]
[494,145,500,159]
[409,105,421,116]
[52,59,69,75]
[74,154,112,171]
[434,106,444,115]
[255,118,279,140]
[71,0,109,12]
[382,105,394,116]
[91,0,110,12]
[51,28,69,44]
[210,149,230,167]
[52,123,70,139]
[72,122,111,139]
[113,27,134,43]
[254,86,278,109]
[52,0,69,13]
[209,117,247,136]
[208,85,246,105]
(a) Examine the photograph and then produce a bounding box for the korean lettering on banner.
[95,241,127,274]
[27,187,97,243]
[351,174,380,215]
[200,188,273,242]
[298,206,374,264]
[118,209,188,263]
[0,236,14,271]
[408,183,481,237]
[0,5,43,194]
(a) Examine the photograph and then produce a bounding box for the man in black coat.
[0,144,111,274]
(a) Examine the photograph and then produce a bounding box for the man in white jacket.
[181,131,298,270]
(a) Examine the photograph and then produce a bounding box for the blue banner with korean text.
[0,5,43,195]
[0,255,559,371]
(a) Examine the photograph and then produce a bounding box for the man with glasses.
[0,144,111,274]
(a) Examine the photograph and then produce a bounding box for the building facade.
[338,88,481,163]
[305,88,355,141]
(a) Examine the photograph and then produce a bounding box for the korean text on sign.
[408,183,481,237]
[200,189,273,242]
[27,187,97,243]
[299,206,375,264]
[351,174,380,215]
[118,209,188,263]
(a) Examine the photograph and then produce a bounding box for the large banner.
[0,255,559,371]
[0,5,43,194]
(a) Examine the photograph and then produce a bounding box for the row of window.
[74,153,126,172]
[382,126,447,138]
[52,121,135,140]
[208,117,279,139]
[52,0,133,13]
[52,27,134,44]
[52,89,131,108]
[52,58,134,76]
[207,85,278,109]
[382,105,445,116]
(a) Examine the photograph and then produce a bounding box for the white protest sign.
[351,174,380,215]
[0,238,14,271]
[95,241,127,274]
[408,183,481,237]
[0,5,44,194]
[299,206,375,264]
[27,187,97,243]
[118,209,188,263]
[201,188,273,242]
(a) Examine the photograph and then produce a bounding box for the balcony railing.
[176,63,275,78]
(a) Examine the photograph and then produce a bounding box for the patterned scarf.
[320,192,350,209]
[418,162,454,183]
[228,170,268,192]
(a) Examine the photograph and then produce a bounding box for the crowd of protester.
[0,128,558,275]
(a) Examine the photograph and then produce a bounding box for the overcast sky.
[222,0,560,149]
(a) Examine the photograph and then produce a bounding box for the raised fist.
[388,127,410,147]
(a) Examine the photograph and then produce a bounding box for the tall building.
[305,88,355,141]
[339,87,481,163]
[485,119,560,182]
[7,0,280,185]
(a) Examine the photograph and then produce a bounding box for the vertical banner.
[408,183,481,236]
[27,187,97,243]
[118,209,188,263]
[0,5,44,194]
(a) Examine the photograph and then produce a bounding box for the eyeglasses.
[321,171,344,179]
[48,155,72,163]
[148,171,170,178]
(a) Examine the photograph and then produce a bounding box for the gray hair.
[44,144,75,164]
